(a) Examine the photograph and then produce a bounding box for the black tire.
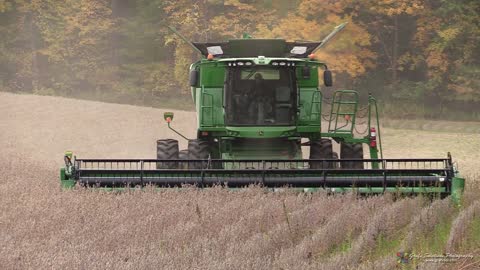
[309,139,335,169]
[156,139,179,169]
[178,149,189,169]
[340,142,364,169]
[188,139,211,169]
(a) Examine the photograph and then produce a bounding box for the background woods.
[0,0,478,119]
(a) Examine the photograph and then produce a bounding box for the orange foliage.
[257,0,376,78]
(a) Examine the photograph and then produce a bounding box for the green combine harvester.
[60,24,465,202]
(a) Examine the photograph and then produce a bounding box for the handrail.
[309,88,323,124]
[328,90,359,133]
[368,94,383,158]
[201,85,214,126]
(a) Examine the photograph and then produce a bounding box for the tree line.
[0,0,478,119]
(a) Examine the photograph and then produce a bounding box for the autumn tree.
[358,0,424,85]
[256,0,376,87]
[414,0,480,102]
[0,0,478,118]
[0,0,41,92]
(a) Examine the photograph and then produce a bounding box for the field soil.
[1,92,479,269]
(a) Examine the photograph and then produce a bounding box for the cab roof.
[192,39,321,59]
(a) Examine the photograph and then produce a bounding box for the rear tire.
[188,139,211,169]
[340,142,364,169]
[156,139,179,169]
[309,139,335,169]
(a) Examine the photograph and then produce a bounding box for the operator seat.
[275,86,292,124]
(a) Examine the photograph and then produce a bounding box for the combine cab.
[60,24,465,203]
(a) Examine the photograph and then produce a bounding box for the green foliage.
[414,218,452,254]
[371,232,404,259]
[463,217,480,251]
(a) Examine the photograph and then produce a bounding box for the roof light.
[207,46,223,55]
[258,56,266,64]
[272,62,279,66]
[237,62,244,66]
[279,62,286,66]
[245,62,252,66]
[291,46,307,54]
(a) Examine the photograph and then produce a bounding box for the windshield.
[225,67,296,126]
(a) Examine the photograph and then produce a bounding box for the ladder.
[327,90,359,134]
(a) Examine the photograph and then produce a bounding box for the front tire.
[188,139,211,169]
[156,139,179,169]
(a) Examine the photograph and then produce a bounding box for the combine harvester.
[60,24,465,203]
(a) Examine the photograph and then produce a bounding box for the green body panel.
[298,87,322,127]
[224,126,296,138]
[451,176,465,205]
[220,138,301,160]
[60,168,75,189]
[200,64,225,87]
[195,87,224,127]
[296,65,319,87]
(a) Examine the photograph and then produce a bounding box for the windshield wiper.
[245,70,257,80]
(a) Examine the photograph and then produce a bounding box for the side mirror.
[189,69,199,87]
[301,66,311,79]
[324,70,333,87]
[164,112,174,123]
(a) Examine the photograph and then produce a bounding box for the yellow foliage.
[279,1,376,77]
[398,52,423,71]
[0,0,11,13]
[298,0,343,17]
[438,27,462,42]
[364,0,424,16]
[257,5,376,78]
[426,50,448,75]
[224,0,256,11]
[257,15,323,41]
